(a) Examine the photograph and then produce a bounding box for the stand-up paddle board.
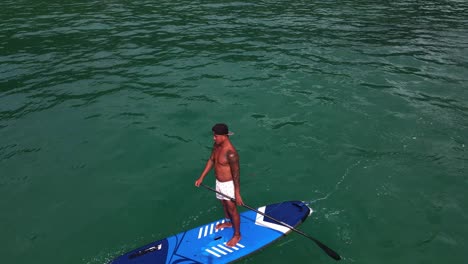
[110,201,312,264]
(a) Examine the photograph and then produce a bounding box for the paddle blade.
[314,239,341,261]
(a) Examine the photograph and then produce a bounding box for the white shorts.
[216,180,235,200]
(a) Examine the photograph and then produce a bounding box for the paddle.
[200,183,342,261]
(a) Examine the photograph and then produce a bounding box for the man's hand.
[235,194,244,206]
[195,178,203,187]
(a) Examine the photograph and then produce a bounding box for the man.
[195,123,243,247]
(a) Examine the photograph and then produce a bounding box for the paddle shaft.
[200,183,341,261]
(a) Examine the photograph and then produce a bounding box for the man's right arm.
[195,149,215,186]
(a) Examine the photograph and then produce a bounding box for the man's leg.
[216,200,233,229]
[221,199,230,219]
[225,200,241,247]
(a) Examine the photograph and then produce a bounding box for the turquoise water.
[1,0,467,263]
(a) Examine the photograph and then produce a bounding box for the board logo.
[129,243,163,259]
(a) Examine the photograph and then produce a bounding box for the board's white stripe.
[254,206,290,233]
[230,245,239,250]
[237,243,245,248]
[204,225,210,237]
[215,221,220,232]
[205,249,221,258]
[210,223,214,235]
[220,219,225,230]
[211,246,227,255]
[198,227,203,239]
[218,244,234,253]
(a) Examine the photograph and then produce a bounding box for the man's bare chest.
[214,149,229,165]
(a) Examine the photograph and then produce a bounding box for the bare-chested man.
[195,123,243,247]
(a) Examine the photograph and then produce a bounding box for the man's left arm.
[228,150,243,205]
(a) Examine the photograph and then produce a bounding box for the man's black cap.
[212,123,234,135]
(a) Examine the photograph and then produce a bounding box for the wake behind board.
[110,201,312,264]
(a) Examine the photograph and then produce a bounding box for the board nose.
[301,201,314,216]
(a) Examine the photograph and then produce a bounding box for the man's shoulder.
[226,147,238,158]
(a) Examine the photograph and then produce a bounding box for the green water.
[1,0,467,263]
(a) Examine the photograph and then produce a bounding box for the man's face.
[213,133,224,144]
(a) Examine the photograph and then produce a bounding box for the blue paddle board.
[110,201,312,264]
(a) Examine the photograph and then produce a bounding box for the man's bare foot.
[216,222,232,229]
[226,235,241,247]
